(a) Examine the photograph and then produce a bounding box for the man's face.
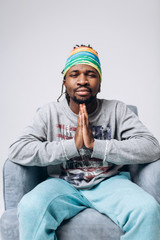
[64,64,100,104]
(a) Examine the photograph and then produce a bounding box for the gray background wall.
[0,0,160,219]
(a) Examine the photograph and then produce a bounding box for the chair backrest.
[127,105,138,115]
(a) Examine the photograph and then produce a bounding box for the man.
[9,45,160,240]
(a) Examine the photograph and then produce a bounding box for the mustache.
[74,86,92,93]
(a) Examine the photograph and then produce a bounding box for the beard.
[66,85,100,105]
[71,86,97,104]
[71,94,96,104]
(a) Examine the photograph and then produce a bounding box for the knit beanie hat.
[63,45,102,82]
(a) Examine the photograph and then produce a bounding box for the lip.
[76,88,90,96]
[76,88,90,92]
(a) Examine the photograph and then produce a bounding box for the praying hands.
[74,104,94,150]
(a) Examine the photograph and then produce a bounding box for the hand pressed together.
[74,104,94,150]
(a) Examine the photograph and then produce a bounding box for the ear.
[98,83,101,93]
[63,75,66,85]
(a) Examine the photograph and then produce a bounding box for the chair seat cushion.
[57,208,123,239]
[0,208,123,240]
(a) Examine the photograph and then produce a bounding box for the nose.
[77,73,88,85]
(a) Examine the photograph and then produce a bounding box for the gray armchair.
[1,105,160,240]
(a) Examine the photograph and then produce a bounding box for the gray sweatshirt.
[8,98,160,189]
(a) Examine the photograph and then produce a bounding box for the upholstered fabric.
[129,160,160,204]
[1,159,160,240]
[0,208,123,240]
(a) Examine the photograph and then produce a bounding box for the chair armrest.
[127,105,138,115]
[129,159,160,204]
[3,159,48,210]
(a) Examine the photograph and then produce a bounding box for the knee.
[18,191,39,218]
[134,194,160,220]
[18,178,77,218]
[144,196,159,216]
[18,181,51,218]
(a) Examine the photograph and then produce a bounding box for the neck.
[68,98,97,114]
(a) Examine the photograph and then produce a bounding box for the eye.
[87,73,96,78]
[69,74,78,78]
[69,71,79,78]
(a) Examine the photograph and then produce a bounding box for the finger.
[77,108,82,128]
[81,106,85,125]
[82,112,86,127]
[80,113,83,128]
[82,104,86,113]
[78,113,83,128]
[79,104,83,114]
[83,104,88,117]
[82,104,89,126]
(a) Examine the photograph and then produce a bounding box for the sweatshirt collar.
[61,97,101,123]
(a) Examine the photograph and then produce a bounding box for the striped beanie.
[63,45,102,82]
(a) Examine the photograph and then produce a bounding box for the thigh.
[18,178,91,240]
[25,177,79,198]
[80,172,158,226]
[19,177,90,209]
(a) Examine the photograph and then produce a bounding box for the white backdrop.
[0,0,160,219]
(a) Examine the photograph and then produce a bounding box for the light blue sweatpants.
[18,172,160,240]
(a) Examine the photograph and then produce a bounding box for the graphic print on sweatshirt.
[56,123,112,186]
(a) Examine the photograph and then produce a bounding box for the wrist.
[88,139,94,150]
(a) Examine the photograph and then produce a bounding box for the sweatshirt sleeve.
[8,107,80,166]
[91,101,160,165]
